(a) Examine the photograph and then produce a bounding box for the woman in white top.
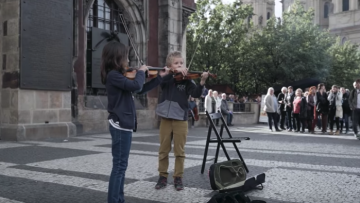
[264,87,281,132]
[212,91,222,126]
[204,89,214,127]
[204,89,213,113]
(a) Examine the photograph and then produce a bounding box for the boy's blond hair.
[166,51,183,67]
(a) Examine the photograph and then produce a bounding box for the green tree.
[186,0,253,93]
[186,0,360,94]
[326,39,360,88]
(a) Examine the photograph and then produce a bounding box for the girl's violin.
[124,67,165,80]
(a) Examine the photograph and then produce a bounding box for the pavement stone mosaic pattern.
[0,125,360,203]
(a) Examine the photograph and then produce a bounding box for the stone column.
[334,0,342,13]
[158,0,184,65]
[0,0,75,141]
[350,0,358,10]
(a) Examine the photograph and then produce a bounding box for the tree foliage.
[186,0,360,95]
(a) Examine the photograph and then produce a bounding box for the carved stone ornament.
[258,15,263,25]
[329,2,334,14]
[182,9,192,35]
[132,0,144,14]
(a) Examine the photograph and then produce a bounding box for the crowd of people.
[263,80,360,140]
[187,88,263,127]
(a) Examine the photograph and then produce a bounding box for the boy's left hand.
[200,71,209,85]
[176,67,188,76]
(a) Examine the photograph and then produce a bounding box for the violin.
[124,67,166,80]
[172,70,217,81]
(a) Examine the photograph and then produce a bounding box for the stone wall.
[158,0,184,65]
[0,0,75,141]
[76,95,159,135]
[193,103,260,127]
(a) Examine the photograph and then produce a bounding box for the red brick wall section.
[182,0,196,9]
[74,0,85,95]
[146,1,160,98]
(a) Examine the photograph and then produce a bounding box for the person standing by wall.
[328,85,343,135]
[316,83,329,134]
[341,87,351,134]
[277,87,287,130]
[293,88,307,133]
[285,86,296,131]
[349,79,360,140]
[307,86,316,133]
[264,87,281,132]
[220,93,233,126]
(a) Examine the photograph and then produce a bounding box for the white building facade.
[282,0,360,45]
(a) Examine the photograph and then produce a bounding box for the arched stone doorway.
[72,0,148,134]
[84,0,147,94]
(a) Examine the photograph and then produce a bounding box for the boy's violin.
[172,69,217,81]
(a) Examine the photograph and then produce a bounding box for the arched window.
[342,0,349,11]
[267,12,271,20]
[87,0,125,32]
[324,3,329,18]
[86,0,128,92]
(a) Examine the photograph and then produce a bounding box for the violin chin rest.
[147,70,158,75]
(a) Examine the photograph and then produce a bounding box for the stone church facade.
[282,0,360,46]
[0,0,195,141]
[243,0,276,26]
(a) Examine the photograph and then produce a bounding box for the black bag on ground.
[207,191,266,203]
[209,159,247,190]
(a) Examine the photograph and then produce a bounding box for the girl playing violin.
[101,41,169,203]
[155,51,209,191]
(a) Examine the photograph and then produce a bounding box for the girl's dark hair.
[100,41,128,84]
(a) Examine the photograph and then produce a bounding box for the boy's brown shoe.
[155,176,167,189]
[174,177,184,191]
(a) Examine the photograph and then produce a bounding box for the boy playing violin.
[155,51,209,190]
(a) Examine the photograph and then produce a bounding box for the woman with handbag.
[293,89,307,133]
[307,87,316,133]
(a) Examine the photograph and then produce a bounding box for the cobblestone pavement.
[1,125,360,203]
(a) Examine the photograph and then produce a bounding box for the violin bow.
[187,35,203,71]
[119,14,144,66]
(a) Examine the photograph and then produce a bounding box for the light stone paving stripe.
[1,168,109,192]
[185,139,360,155]
[26,153,206,180]
[0,197,24,203]
[20,139,112,153]
[124,181,212,203]
[230,128,355,140]
[88,133,159,138]
[247,168,360,203]
[0,143,30,149]
[1,168,213,203]
[0,162,16,169]
[132,141,360,160]
[215,157,360,174]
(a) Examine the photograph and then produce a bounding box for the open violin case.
[207,159,266,203]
